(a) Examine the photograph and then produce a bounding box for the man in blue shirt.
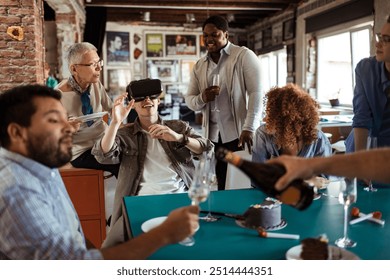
[346,16,390,152]
[0,84,199,259]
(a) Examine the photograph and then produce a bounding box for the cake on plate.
[300,236,329,260]
[242,198,282,229]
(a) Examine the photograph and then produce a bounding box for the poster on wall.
[106,31,130,66]
[166,84,189,98]
[199,35,207,56]
[146,34,163,57]
[165,34,197,56]
[107,69,132,99]
[147,60,179,82]
[283,19,295,41]
[181,60,196,83]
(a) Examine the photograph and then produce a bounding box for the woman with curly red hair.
[252,84,332,163]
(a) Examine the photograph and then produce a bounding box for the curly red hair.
[264,84,320,149]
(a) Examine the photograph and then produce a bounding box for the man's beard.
[26,134,72,168]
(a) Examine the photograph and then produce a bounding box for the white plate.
[71,112,108,122]
[141,216,200,233]
[141,216,167,232]
[286,244,360,260]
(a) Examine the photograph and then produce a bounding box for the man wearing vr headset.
[92,79,213,246]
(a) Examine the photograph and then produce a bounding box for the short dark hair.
[0,84,62,147]
[202,15,229,32]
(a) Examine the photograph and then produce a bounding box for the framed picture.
[283,19,295,41]
[272,22,283,45]
[166,84,188,98]
[107,69,132,99]
[199,35,207,56]
[133,61,142,74]
[287,44,295,74]
[181,60,196,83]
[165,34,197,56]
[106,31,130,66]
[146,34,163,57]
[146,60,179,82]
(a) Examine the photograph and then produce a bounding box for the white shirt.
[138,132,187,195]
[207,48,239,143]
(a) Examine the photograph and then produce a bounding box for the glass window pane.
[317,32,352,104]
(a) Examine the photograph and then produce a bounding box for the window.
[258,47,287,95]
[315,20,372,106]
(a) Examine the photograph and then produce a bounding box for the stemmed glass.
[335,177,357,248]
[364,136,378,192]
[211,74,220,112]
[199,152,219,222]
[180,157,210,246]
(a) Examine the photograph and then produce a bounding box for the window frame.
[309,16,373,107]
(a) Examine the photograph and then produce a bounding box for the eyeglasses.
[75,59,104,68]
[132,94,160,102]
[375,33,390,45]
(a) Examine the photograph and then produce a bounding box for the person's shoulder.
[255,124,269,138]
[356,56,378,69]
[56,79,72,92]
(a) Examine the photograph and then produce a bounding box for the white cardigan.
[184,42,263,139]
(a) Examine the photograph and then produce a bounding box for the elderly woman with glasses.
[345,15,390,153]
[57,42,120,177]
[91,78,213,247]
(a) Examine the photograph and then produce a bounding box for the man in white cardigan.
[185,15,263,190]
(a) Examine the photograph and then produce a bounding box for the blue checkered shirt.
[0,148,103,259]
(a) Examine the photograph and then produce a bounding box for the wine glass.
[199,152,220,222]
[335,177,357,248]
[364,136,378,192]
[180,157,210,246]
[211,74,220,112]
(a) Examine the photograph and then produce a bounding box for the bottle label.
[278,187,300,206]
[225,151,242,166]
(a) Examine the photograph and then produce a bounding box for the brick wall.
[0,0,45,92]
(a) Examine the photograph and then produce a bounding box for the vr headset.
[126,79,163,102]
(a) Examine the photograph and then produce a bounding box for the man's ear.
[225,31,229,40]
[7,123,27,143]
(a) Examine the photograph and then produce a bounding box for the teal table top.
[123,183,390,260]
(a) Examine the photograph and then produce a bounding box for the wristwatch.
[181,133,190,145]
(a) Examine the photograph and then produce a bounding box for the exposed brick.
[0,49,23,58]
[0,0,20,7]
[9,8,35,15]
[1,16,22,24]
